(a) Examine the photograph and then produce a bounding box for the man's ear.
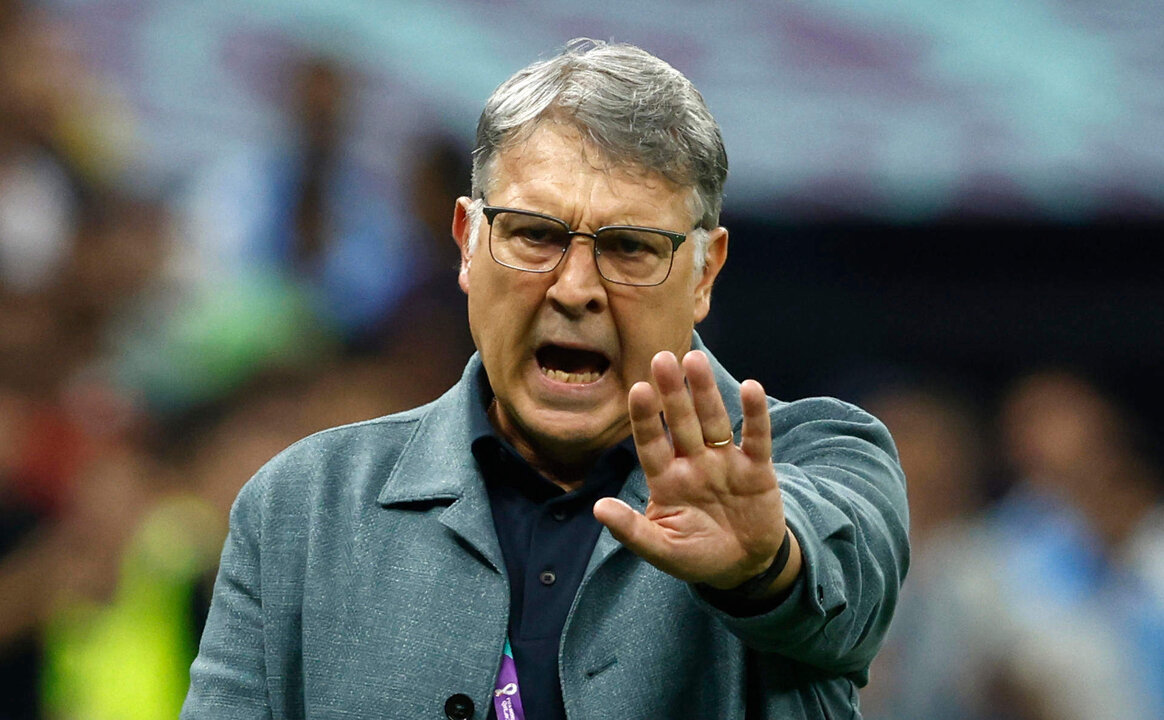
[693,227,728,324]
[451,197,475,294]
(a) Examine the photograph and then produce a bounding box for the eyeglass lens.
[488,210,675,286]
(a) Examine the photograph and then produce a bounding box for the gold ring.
[704,436,733,448]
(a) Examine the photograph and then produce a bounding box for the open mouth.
[536,344,611,384]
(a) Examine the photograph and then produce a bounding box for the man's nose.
[545,237,606,315]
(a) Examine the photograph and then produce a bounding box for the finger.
[651,351,703,456]
[593,497,673,568]
[628,381,672,478]
[682,350,734,448]
[739,379,773,462]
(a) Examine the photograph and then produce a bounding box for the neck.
[536,467,588,494]
[486,399,601,492]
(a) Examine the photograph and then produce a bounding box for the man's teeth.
[541,367,601,384]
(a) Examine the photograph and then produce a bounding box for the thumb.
[593,497,637,535]
[593,498,668,566]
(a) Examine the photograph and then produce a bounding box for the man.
[183,39,908,719]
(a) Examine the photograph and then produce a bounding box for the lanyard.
[493,638,527,720]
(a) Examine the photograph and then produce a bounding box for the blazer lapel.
[376,357,506,575]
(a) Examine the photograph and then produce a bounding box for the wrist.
[726,528,793,599]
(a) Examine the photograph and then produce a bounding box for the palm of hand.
[594,350,789,590]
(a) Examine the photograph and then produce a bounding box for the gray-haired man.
[183,39,908,720]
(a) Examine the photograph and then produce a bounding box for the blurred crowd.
[1,2,1162,719]
[0,2,473,718]
[857,370,1164,720]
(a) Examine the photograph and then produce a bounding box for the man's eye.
[521,227,555,242]
[511,223,560,244]
[603,231,666,258]
[616,238,646,254]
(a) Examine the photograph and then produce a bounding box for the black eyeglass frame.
[480,204,689,287]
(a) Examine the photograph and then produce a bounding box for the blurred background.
[1,1,1161,718]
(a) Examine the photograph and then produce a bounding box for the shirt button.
[551,509,568,522]
[539,570,557,586]
[444,693,474,719]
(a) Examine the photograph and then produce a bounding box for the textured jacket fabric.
[182,340,909,719]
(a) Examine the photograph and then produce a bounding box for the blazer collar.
[376,354,486,506]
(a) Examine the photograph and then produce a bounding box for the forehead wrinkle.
[490,129,693,232]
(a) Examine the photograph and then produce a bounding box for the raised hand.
[593,350,800,592]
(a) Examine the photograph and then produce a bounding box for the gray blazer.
[182,341,908,719]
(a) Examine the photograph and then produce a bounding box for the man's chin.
[535,414,628,447]
[513,405,630,458]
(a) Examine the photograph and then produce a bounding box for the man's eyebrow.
[488,183,684,229]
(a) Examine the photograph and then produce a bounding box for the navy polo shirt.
[469,389,636,720]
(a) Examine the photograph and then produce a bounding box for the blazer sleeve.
[182,473,273,719]
[691,396,910,683]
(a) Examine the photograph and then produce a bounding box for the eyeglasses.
[481,205,688,287]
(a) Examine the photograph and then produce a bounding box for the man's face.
[453,123,728,467]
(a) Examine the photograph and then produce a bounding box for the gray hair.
[468,39,727,268]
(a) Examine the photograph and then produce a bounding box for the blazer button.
[444,693,475,720]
